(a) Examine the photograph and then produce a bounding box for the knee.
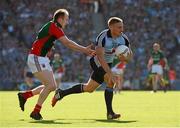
[83,85,95,93]
[48,85,56,92]
[107,82,114,88]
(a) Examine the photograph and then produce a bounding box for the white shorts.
[54,72,63,79]
[111,67,124,76]
[151,64,163,75]
[27,54,52,73]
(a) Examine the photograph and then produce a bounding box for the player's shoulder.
[151,50,157,55]
[39,21,52,30]
[158,50,163,53]
[157,50,164,54]
[95,29,108,43]
[97,29,108,38]
[122,33,130,42]
[49,21,63,30]
[159,50,165,56]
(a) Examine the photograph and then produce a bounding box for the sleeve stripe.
[96,32,106,47]
[122,34,130,47]
[102,38,106,47]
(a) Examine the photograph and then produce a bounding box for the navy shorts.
[90,57,112,84]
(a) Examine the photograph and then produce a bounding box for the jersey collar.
[107,29,112,38]
[52,20,62,28]
[55,21,62,28]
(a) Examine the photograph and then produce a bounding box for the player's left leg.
[54,73,63,87]
[114,75,122,94]
[51,78,99,107]
[151,74,158,92]
[52,60,103,107]
[104,73,121,120]
[113,76,118,93]
[159,75,167,92]
[157,66,167,92]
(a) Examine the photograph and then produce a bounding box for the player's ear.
[109,24,113,30]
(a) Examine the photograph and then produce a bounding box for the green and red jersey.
[30,21,65,56]
[51,59,64,73]
[112,56,126,69]
[151,50,164,64]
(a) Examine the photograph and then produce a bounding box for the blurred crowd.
[0,0,179,90]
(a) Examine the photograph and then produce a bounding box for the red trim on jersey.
[30,36,51,56]
[116,62,126,69]
[50,22,65,39]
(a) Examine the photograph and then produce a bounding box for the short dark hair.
[108,17,123,26]
[53,9,69,21]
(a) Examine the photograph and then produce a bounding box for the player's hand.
[85,44,96,56]
[125,50,133,62]
[127,50,133,60]
[118,50,132,63]
[118,53,130,63]
[118,54,126,62]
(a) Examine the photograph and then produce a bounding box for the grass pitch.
[0,91,180,128]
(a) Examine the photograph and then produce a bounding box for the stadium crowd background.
[0,0,179,90]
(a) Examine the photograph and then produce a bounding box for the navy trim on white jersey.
[93,29,130,67]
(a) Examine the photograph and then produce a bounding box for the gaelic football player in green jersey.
[147,43,168,92]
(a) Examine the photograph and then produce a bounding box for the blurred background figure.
[18,66,40,91]
[51,53,65,88]
[147,43,169,92]
[111,56,126,93]
[168,66,176,90]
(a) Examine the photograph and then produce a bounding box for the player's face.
[59,14,69,29]
[54,54,60,60]
[110,22,124,37]
[153,44,160,52]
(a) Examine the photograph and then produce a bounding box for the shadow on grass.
[95,119,137,123]
[20,118,137,124]
[54,118,137,124]
[29,120,71,124]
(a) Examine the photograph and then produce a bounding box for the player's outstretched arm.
[58,36,95,56]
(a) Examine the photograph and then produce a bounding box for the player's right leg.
[152,74,158,92]
[104,73,121,120]
[18,85,45,111]
[30,70,57,120]
[23,54,57,120]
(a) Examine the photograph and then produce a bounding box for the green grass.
[0,91,180,128]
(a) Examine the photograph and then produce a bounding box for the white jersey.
[93,29,130,67]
